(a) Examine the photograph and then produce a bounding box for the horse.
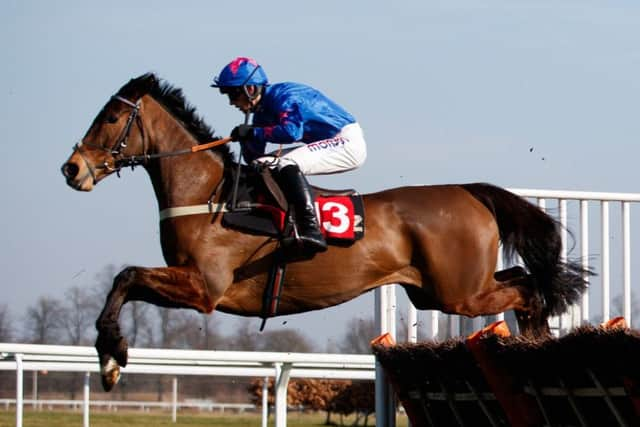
[61,73,588,391]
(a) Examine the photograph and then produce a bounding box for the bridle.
[72,95,145,182]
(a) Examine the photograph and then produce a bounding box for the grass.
[0,410,409,427]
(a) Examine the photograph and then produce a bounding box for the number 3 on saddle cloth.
[220,168,365,329]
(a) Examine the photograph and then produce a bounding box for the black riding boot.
[278,164,328,255]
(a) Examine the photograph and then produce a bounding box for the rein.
[72,95,231,178]
[113,136,232,170]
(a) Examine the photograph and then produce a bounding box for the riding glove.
[230,124,255,142]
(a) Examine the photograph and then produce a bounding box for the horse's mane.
[117,73,233,163]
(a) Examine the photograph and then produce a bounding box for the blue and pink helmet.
[211,57,269,88]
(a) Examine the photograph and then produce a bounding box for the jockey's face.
[223,86,260,113]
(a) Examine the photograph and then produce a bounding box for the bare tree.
[23,296,63,344]
[336,316,409,354]
[225,319,259,350]
[90,264,121,305]
[171,312,224,350]
[225,320,316,352]
[60,286,96,345]
[122,301,153,348]
[0,304,12,342]
[151,307,194,401]
[200,314,223,349]
[153,307,189,348]
[337,317,378,354]
[257,329,316,353]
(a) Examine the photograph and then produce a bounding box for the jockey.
[211,57,367,255]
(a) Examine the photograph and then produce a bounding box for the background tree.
[337,317,378,354]
[612,293,639,329]
[257,329,316,353]
[0,304,13,342]
[122,301,153,348]
[337,316,409,354]
[60,286,95,345]
[23,296,62,344]
[151,307,192,401]
[226,319,316,352]
[224,320,258,350]
[172,312,224,350]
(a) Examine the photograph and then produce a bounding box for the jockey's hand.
[230,124,254,142]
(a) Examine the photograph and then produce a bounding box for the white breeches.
[253,123,367,175]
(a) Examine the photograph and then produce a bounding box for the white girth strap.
[158,203,228,221]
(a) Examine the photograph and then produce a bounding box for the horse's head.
[61,74,158,191]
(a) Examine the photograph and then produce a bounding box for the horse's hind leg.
[492,268,549,338]
[96,265,213,391]
[448,271,548,338]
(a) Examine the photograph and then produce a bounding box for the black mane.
[117,73,233,162]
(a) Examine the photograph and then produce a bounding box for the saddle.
[220,166,365,329]
[221,167,365,245]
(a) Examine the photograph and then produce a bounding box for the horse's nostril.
[62,162,79,179]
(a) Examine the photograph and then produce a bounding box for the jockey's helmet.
[211,57,269,88]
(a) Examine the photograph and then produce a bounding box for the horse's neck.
[142,97,224,209]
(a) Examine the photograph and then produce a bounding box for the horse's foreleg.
[95,265,213,391]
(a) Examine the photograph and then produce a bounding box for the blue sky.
[1,0,638,347]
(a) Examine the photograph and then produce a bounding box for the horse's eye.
[106,115,118,124]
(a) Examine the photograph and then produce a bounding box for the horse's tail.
[462,183,589,316]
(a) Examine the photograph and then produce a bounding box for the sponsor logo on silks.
[307,137,346,152]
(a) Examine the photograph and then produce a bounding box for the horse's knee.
[95,317,121,336]
[114,266,138,286]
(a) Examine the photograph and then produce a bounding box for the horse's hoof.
[100,357,121,392]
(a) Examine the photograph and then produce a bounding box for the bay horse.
[61,73,588,391]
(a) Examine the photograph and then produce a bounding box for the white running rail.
[0,343,375,427]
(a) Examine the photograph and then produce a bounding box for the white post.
[429,311,440,338]
[386,285,397,341]
[172,376,178,423]
[602,201,610,321]
[375,286,396,427]
[408,304,417,343]
[559,199,572,332]
[580,200,590,324]
[32,371,37,410]
[16,354,23,427]
[261,376,269,427]
[274,362,291,427]
[83,372,90,427]
[449,315,459,338]
[495,252,505,322]
[622,202,631,323]
[539,198,558,333]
